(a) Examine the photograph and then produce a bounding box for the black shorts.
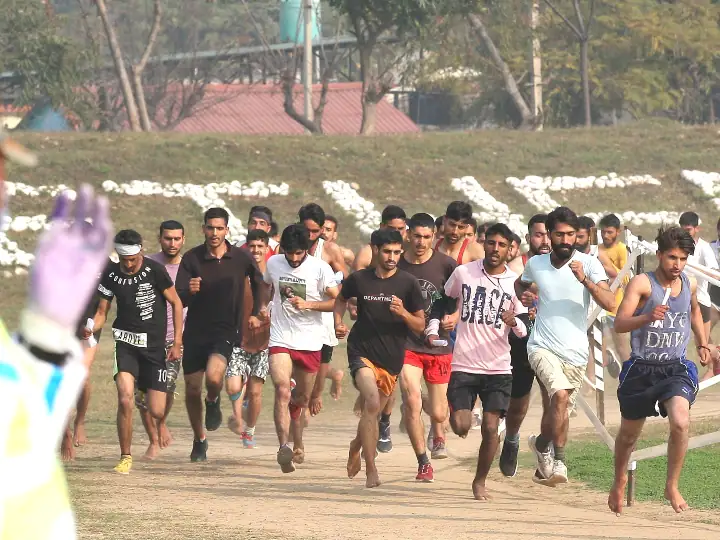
[321,344,334,364]
[709,285,720,308]
[699,303,711,323]
[617,358,698,420]
[114,342,167,392]
[509,334,534,398]
[182,339,233,375]
[447,371,513,418]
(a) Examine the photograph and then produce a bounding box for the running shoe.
[277,444,295,473]
[416,463,434,483]
[113,455,132,474]
[547,459,568,486]
[528,434,554,480]
[377,421,393,453]
[499,438,519,477]
[241,432,256,449]
[430,437,448,460]
[190,438,208,462]
[205,396,222,431]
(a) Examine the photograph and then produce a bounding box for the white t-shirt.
[521,251,608,367]
[264,254,337,351]
[311,238,339,347]
[688,237,718,308]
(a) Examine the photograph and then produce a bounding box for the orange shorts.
[404,350,452,384]
[349,356,398,397]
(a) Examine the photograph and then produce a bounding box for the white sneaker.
[528,434,554,480]
[547,459,568,486]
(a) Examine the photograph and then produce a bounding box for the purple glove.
[28,185,113,329]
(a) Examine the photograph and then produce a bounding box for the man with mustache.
[515,206,615,486]
[435,201,485,264]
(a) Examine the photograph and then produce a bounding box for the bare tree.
[131,0,162,131]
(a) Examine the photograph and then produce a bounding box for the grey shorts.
[227,347,269,381]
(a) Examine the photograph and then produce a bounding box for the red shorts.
[404,350,452,384]
[269,347,321,374]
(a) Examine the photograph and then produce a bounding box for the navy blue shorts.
[617,358,698,420]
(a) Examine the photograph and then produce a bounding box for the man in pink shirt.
[429,223,527,500]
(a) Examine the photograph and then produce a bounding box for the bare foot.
[365,469,381,488]
[353,396,363,418]
[608,475,627,515]
[227,415,243,436]
[309,396,322,417]
[159,423,173,449]
[347,440,362,478]
[72,422,87,447]
[665,486,689,513]
[330,369,344,400]
[292,447,305,464]
[144,443,160,461]
[61,429,75,462]
[472,480,491,501]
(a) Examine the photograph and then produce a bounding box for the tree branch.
[543,0,583,39]
[572,0,586,37]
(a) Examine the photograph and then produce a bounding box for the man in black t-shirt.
[335,229,425,488]
[86,229,184,473]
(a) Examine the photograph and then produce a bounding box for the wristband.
[697,345,711,352]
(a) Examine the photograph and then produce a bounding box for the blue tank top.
[630,272,691,363]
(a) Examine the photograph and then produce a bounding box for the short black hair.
[479,222,492,234]
[408,212,436,231]
[679,211,700,228]
[159,220,184,235]
[435,216,444,230]
[247,229,269,245]
[114,229,143,246]
[445,201,473,223]
[204,207,229,225]
[511,233,522,245]
[466,217,478,233]
[656,226,695,255]
[546,206,579,233]
[280,223,310,252]
[249,205,273,221]
[381,205,406,224]
[298,203,326,227]
[528,213,547,232]
[325,215,338,228]
[485,223,513,243]
[578,215,596,233]
[370,228,403,248]
[270,220,279,237]
[599,213,621,229]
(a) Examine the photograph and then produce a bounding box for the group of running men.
[62,197,720,514]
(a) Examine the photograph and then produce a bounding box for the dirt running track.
[67,395,720,540]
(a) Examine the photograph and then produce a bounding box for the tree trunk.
[710,92,716,124]
[360,98,377,136]
[95,0,141,132]
[132,0,162,132]
[358,45,376,135]
[468,13,535,129]
[580,38,591,128]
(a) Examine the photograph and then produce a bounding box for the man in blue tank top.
[608,227,711,515]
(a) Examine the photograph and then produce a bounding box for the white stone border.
[681,170,720,210]
[450,176,526,238]
[322,180,381,236]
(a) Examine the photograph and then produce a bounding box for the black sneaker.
[499,438,519,477]
[205,396,222,431]
[190,438,208,462]
[377,421,393,453]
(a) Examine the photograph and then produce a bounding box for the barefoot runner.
[608,227,709,514]
[435,223,527,499]
[335,229,425,488]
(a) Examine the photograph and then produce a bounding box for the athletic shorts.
[617,358,698,420]
[699,303,711,323]
[182,339,233,375]
[709,285,720,311]
[349,355,398,397]
[447,371,513,417]
[227,347,269,381]
[528,348,585,411]
[269,346,321,374]
[509,335,535,398]
[113,341,167,392]
[403,350,452,384]
[321,344,334,365]
[164,340,182,394]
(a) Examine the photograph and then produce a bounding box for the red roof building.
[172,82,419,135]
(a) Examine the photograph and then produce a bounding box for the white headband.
[115,243,142,256]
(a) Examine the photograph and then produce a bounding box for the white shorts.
[528,348,585,410]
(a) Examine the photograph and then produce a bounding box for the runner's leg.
[73,343,98,447]
[269,352,294,472]
[142,388,168,460]
[115,372,135,470]
[400,364,430,476]
[289,365,316,463]
[608,416,644,514]
[473,411,501,501]
[427,381,449,458]
[159,352,181,449]
[205,352,228,430]
[355,367,389,488]
[377,387,395,453]
[664,396,691,512]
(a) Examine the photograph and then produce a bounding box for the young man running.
[515,206,615,486]
[323,214,356,267]
[335,229,425,488]
[608,227,710,514]
[227,229,272,448]
[239,206,279,255]
[436,223,527,499]
[87,229,183,471]
[397,213,457,481]
[506,233,523,275]
[176,207,267,462]
[435,201,485,264]
[265,224,339,472]
[146,220,187,450]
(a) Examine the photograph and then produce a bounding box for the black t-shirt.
[97,257,174,350]
[341,268,424,375]
[398,251,457,354]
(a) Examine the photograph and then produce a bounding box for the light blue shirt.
[521,251,608,367]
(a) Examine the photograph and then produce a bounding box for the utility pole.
[303,0,314,129]
[531,0,543,130]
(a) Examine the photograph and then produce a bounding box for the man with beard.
[265,224,339,472]
[506,233,523,274]
[434,201,485,264]
[515,207,615,486]
[435,223,527,500]
[335,229,425,488]
[397,213,457,482]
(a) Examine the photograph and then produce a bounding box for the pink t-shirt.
[444,260,527,374]
[147,252,187,343]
